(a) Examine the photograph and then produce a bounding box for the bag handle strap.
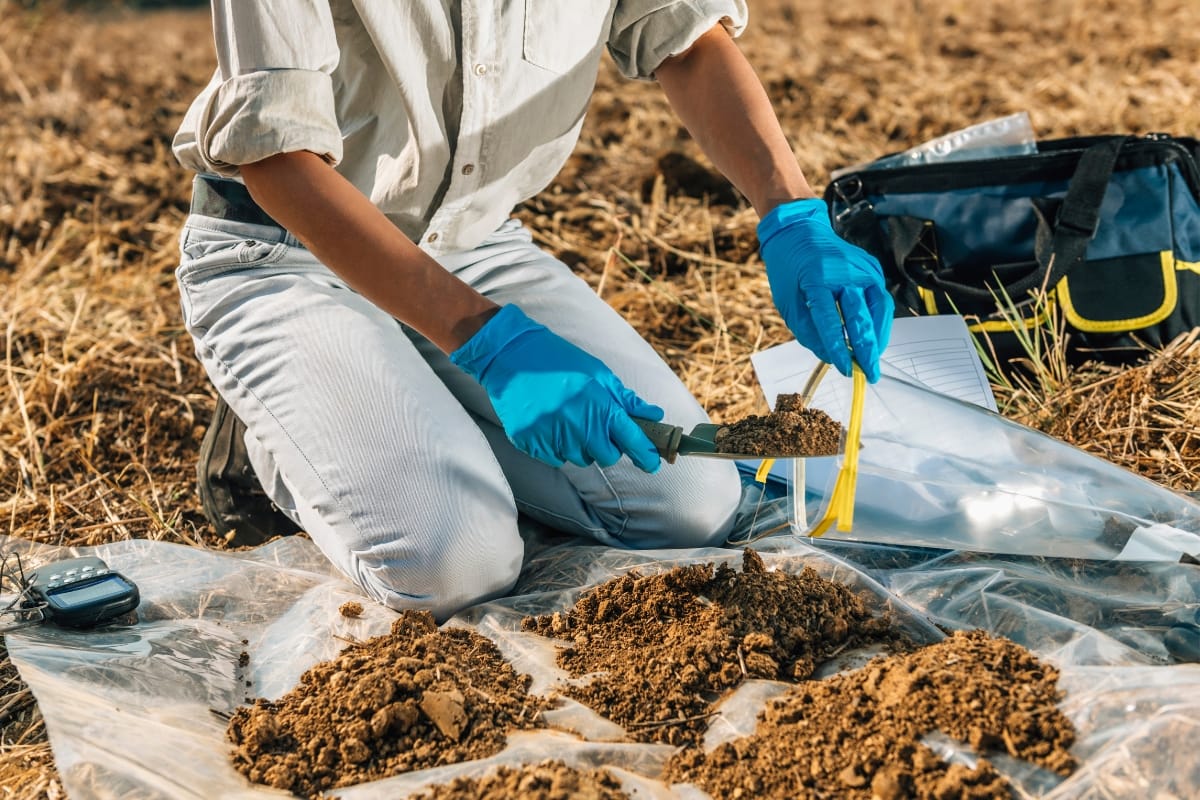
[886,136,1131,303]
[1036,134,1130,282]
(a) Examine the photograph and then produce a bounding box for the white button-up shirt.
[173,1,748,255]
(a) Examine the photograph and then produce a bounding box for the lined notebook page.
[749,314,997,413]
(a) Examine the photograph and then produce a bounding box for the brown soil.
[219,553,1079,799]
[714,393,844,457]
[339,601,364,618]
[409,760,629,800]
[666,629,1078,800]
[225,611,551,799]
[521,549,902,746]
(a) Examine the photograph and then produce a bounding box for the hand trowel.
[633,417,844,464]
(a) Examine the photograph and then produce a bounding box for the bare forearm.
[655,25,815,216]
[239,151,498,353]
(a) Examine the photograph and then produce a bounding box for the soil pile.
[521,549,901,746]
[226,611,551,798]
[666,629,1078,800]
[715,392,844,456]
[410,760,629,800]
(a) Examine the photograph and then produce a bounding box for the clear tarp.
[7,520,1200,798]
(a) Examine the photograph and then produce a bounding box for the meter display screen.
[46,575,133,610]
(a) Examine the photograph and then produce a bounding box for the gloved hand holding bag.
[758,198,894,382]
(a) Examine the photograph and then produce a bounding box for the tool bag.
[824,134,1200,366]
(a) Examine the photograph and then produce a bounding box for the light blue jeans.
[175,213,741,619]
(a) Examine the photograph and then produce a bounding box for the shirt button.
[461,163,475,175]
[427,232,440,243]
[473,63,488,76]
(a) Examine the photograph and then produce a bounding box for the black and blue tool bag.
[825,134,1200,366]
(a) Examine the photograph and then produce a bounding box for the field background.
[2,0,1199,795]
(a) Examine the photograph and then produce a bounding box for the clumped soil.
[521,549,901,746]
[220,555,1079,800]
[410,760,629,800]
[666,629,1078,800]
[715,393,844,457]
[226,611,551,799]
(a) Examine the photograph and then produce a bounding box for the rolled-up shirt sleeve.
[607,0,749,80]
[173,1,343,177]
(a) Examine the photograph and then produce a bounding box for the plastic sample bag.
[829,111,1037,179]
[793,360,1200,560]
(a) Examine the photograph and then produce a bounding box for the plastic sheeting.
[7,523,1200,799]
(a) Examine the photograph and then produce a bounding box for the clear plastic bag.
[793,360,1200,561]
[830,111,1038,179]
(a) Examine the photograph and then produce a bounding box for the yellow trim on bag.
[1177,257,1200,275]
[917,286,939,315]
[920,286,1053,333]
[1057,250,1177,333]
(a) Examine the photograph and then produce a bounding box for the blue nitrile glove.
[758,198,894,382]
[450,304,664,473]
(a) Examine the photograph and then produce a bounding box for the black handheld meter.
[23,556,139,628]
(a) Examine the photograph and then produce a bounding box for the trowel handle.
[632,418,682,464]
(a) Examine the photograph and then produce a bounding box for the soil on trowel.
[714,392,843,457]
[521,548,904,746]
[410,759,630,800]
[226,610,552,798]
[666,629,1078,800]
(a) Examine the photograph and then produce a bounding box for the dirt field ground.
[2,0,1200,796]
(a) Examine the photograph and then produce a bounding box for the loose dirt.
[409,760,629,800]
[224,552,1078,800]
[226,611,551,799]
[714,392,844,456]
[666,629,1078,799]
[521,549,902,746]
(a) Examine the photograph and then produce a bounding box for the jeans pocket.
[176,226,293,335]
[178,227,289,282]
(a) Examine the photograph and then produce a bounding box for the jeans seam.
[517,464,631,543]
[593,465,631,540]
[515,498,606,540]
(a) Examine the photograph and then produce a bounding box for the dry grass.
[1,0,1199,794]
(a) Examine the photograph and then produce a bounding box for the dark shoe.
[197,396,302,547]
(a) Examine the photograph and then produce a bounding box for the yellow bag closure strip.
[811,363,866,536]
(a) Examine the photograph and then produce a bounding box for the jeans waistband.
[191,175,285,231]
[188,175,307,248]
